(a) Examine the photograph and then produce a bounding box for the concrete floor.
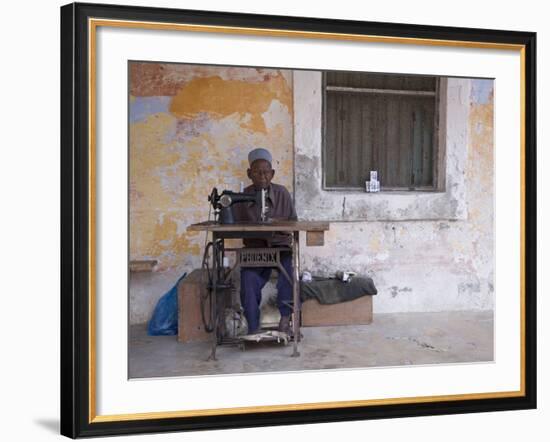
[129,310,493,379]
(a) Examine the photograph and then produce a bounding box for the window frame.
[321,72,447,192]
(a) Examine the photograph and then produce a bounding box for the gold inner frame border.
[87,17,527,423]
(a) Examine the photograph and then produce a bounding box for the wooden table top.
[187,220,330,232]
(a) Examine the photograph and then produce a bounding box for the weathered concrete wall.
[129,63,294,324]
[294,72,494,313]
[129,64,494,324]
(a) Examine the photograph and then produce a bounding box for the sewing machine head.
[208,187,269,224]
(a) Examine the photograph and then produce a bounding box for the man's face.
[247,159,275,190]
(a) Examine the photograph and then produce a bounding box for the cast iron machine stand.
[200,227,300,360]
[189,188,329,361]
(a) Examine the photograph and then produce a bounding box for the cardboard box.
[301,295,373,327]
[177,269,211,343]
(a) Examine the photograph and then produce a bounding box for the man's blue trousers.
[240,251,294,333]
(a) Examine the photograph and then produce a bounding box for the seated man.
[232,148,297,335]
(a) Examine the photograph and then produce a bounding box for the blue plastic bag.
[147,273,187,336]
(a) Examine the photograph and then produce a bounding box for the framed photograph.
[60,1,536,438]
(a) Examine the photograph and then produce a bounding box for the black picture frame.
[60,2,537,438]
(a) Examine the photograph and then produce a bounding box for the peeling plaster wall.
[129,64,494,324]
[129,63,294,324]
[294,72,494,313]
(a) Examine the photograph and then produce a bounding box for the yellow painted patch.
[130,67,294,272]
[467,96,494,228]
[169,74,292,134]
[368,235,382,253]
[139,215,201,270]
[130,113,179,212]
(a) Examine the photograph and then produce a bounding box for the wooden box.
[301,295,373,327]
[177,269,211,343]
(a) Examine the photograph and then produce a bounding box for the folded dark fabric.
[300,276,377,305]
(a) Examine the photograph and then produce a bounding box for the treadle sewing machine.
[187,187,329,360]
[207,187,269,224]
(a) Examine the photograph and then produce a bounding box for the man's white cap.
[248,148,272,166]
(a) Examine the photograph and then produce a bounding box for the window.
[323,72,445,191]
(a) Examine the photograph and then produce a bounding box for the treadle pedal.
[206,283,232,289]
[240,330,291,345]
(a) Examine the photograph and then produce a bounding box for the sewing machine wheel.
[200,241,215,333]
[200,239,227,342]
